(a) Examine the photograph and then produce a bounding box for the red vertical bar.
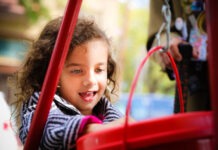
[205,0,218,149]
[24,0,82,149]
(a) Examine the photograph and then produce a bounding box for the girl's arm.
[83,117,135,134]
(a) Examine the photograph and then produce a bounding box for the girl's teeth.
[79,92,96,102]
[80,92,93,96]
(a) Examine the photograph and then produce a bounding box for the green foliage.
[118,6,148,92]
[118,3,174,95]
[19,0,49,22]
[145,59,175,95]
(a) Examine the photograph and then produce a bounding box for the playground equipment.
[24,0,218,149]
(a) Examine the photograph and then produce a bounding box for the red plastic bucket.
[77,111,214,150]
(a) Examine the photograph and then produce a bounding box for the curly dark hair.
[9,17,119,127]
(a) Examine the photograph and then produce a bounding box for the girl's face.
[59,39,108,115]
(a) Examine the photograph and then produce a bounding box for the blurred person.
[146,0,210,113]
[0,92,21,150]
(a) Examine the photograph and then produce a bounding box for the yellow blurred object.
[197,11,206,35]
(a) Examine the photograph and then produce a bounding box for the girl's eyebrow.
[65,62,107,67]
[96,62,107,65]
[65,63,81,67]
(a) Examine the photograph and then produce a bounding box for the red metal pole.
[24,0,82,149]
[205,0,218,149]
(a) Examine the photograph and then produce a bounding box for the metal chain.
[155,0,171,51]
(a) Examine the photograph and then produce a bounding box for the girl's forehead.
[66,39,109,63]
[72,39,109,54]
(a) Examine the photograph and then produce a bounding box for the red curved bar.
[205,0,218,149]
[24,0,82,149]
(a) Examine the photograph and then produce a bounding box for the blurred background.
[0,0,175,149]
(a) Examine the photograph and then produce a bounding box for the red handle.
[123,46,184,148]
[24,0,82,149]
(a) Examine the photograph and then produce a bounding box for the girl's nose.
[83,71,97,87]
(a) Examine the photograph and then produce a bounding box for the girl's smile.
[79,91,97,102]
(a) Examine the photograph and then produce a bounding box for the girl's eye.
[96,68,105,73]
[71,69,82,74]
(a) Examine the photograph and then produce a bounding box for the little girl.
[10,17,125,149]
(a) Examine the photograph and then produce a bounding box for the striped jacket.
[19,91,123,149]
